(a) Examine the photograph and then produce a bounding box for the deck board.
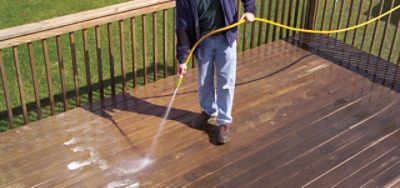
[1,39,400,187]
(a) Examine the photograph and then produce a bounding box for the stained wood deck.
[1,39,400,187]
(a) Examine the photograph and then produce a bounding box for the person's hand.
[178,63,187,76]
[240,12,255,23]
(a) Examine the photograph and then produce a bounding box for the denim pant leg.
[196,38,218,116]
[215,37,237,125]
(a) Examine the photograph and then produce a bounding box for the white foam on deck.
[71,146,85,152]
[67,146,109,171]
[63,137,79,146]
[67,160,92,170]
[106,180,140,188]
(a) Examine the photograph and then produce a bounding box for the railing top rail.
[0,0,175,48]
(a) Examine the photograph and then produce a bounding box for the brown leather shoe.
[217,124,231,144]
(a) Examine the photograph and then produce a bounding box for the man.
[176,0,255,144]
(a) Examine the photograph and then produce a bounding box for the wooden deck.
[1,39,400,187]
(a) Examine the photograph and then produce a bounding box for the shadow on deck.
[1,38,400,187]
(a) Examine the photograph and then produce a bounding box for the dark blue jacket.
[176,0,256,64]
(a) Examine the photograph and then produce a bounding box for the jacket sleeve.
[175,0,191,65]
[241,0,256,14]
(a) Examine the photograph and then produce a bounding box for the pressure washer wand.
[176,75,184,89]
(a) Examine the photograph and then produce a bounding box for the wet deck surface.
[1,39,400,187]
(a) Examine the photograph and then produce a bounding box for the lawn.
[0,0,399,131]
[0,0,132,29]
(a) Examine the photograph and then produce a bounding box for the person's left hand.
[241,12,255,23]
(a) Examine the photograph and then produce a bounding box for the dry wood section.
[1,40,399,187]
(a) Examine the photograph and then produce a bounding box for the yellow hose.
[176,4,400,89]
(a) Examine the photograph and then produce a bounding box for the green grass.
[0,0,399,131]
[0,0,132,29]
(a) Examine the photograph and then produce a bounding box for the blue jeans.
[196,34,237,126]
